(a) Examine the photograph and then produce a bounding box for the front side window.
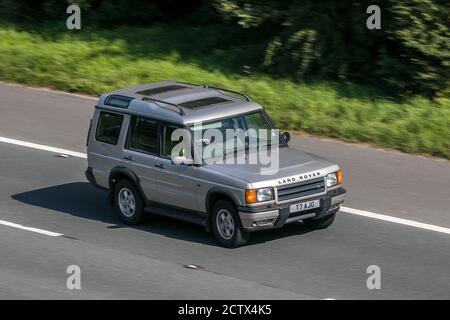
[128,116,158,154]
[162,124,185,157]
[95,111,124,145]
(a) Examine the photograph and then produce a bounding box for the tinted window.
[104,95,133,109]
[190,111,277,159]
[95,112,123,145]
[136,85,187,96]
[179,97,231,109]
[244,112,271,131]
[128,117,158,154]
[162,124,184,157]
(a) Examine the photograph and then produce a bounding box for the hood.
[204,146,339,188]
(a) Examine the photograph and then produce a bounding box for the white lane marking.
[340,206,450,235]
[0,136,86,159]
[0,219,62,237]
[1,136,450,236]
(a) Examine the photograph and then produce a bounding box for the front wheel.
[303,213,336,230]
[211,200,250,248]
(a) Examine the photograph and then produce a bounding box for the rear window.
[95,112,124,145]
[127,116,158,154]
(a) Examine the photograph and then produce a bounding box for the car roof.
[96,81,263,126]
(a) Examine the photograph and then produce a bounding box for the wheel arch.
[204,187,242,232]
[108,166,147,206]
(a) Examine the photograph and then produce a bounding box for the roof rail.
[175,81,252,102]
[203,85,252,102]
[142,97,185,116]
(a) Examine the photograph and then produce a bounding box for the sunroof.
[136,85,187,96]
[104,95,133,109]
[179,97,231,109]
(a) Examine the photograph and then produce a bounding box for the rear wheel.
[114,179,145,225]
[303,213,336,230]
[211,200,250,248]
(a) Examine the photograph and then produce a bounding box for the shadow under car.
[12,182,312,247]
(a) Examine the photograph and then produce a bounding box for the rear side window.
[95,112,124,145]
[128,116,158,154]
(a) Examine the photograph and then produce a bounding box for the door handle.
[123,155,134,161]
[155,163,166,169]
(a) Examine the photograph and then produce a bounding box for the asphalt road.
[0,82,449,299]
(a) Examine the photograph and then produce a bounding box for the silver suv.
[85,81,346,247]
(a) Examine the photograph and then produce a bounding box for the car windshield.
[190,111,283,159]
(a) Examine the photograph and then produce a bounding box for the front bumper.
[238,187,346,231]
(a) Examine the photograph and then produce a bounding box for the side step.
[144,204,207,227]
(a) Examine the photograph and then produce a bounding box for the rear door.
[89,110,125,188]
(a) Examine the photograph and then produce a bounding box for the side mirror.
[282,131,291,143]
[171,156,194,165]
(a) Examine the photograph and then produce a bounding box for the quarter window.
[128,117,158,154]
[95,112,124,145]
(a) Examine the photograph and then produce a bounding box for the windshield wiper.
[222,145,248,158]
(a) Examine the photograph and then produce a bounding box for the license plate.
[290,199,320,213]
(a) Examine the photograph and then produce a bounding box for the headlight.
[245,188,273,204]
[326,169,342,187]
[257,188,273,201]
[326,173,337,187]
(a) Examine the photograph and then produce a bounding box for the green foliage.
[386,0,450,97]
[0,0,448,96]
[214,0,449,96]
[0,25,448,158]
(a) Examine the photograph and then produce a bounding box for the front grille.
[276,177,325,202]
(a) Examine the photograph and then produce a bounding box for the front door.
[123,116,159,202]
[155,124,198,211]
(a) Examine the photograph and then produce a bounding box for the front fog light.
[326,172,338,187]
[257,188,273,201]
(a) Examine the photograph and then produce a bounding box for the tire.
[303,213,336,230]
[211,200,250,248]
[114,179,145,225]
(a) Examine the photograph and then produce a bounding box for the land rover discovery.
[85,81,346,247]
